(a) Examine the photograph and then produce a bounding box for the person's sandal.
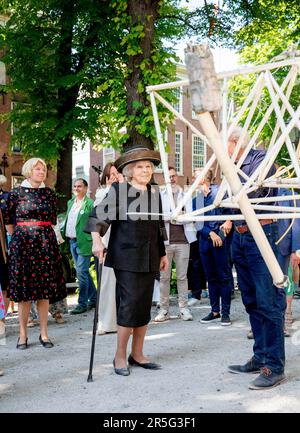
[285,311,293,327]
[54,313,65,324]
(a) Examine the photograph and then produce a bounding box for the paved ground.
[1,291,300,413]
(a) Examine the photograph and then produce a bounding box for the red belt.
[17,221,52,227]
[235,219,273,234]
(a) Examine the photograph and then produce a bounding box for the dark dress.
[4,187,67,303]
[86,182,166,327]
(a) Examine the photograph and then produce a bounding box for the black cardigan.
[85,182,166,273]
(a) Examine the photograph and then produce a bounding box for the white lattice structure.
[146,45,300,287]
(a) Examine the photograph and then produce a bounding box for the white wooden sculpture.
[147,44,300,288]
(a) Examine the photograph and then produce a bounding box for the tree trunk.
[55,136,73,212]
[125,0,160,150]
[54,1,76,210]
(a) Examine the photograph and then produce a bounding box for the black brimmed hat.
[115,146,161,172]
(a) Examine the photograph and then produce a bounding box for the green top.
[64,195,94,256]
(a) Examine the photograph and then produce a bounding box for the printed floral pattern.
[0,285,5,319]
[5,187,67,303]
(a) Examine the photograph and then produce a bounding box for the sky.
[176,0,239,72]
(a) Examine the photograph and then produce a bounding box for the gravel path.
[1,291,300,413]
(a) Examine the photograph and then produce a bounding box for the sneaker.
[249,367,287,390]
[70,305,87,315]
[228,357,263,374]
[201,290,209,298]
[97,329,117,335]
[200,311,220,323]
[247,330,254,339]
[180,308,193,321]
[221,315,232,326]
[154,309,170,322]
[188,297,200,307]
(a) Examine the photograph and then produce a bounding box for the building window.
[192,110,198,120]
[75,165,85,179]
[175,131,183,175]
[11,175,23,188]
[154,130,168,173]
[172,87,183,114]
[11,102,23,153]
[103,147,115,167]
[0,61,5,85]
[192,135,206,169]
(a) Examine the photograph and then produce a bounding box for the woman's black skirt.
[114,269,156,327]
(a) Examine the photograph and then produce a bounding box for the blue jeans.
[200,236,233,316]
[232,223,286,374]
[69,240,97,308]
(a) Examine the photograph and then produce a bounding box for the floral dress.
[4,187,67,303]
[0,190,9,291]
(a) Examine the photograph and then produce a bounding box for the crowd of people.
[0,125,300,390]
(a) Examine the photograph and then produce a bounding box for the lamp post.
[0,153,8,175]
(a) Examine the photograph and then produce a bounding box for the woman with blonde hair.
[4,157,66,349]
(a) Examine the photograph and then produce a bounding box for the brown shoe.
[54,313,65,324]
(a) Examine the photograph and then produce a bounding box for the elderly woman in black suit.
[86,146,168,376]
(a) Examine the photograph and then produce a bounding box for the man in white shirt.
[65,179,96,314]
[154,167,196,322]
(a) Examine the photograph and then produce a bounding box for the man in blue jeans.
[195,169,233,325]
[227,126,286,390]
[64,178,97,314]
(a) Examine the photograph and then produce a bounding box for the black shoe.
[113,359,130,376]
[228,357,263,374]
[128,354,161,370]
[87,302,96,310]
[249,367,286,390]
[221,315,232,326]
[39,335,54,348]
[200,312,220,323]
[293,289,300,298]
[16,337,28,350]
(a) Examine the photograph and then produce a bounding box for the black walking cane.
[87,255,104,382]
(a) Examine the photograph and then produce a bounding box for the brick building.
[83,64,216,198]
[0,60,56,190]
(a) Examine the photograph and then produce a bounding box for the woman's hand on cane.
[160,255,168,272]
[92,232,106,263]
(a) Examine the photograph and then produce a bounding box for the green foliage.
[170,261,178,295]
[2,0,298,172]
[223,1,300,166]
[0,0,217,162]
